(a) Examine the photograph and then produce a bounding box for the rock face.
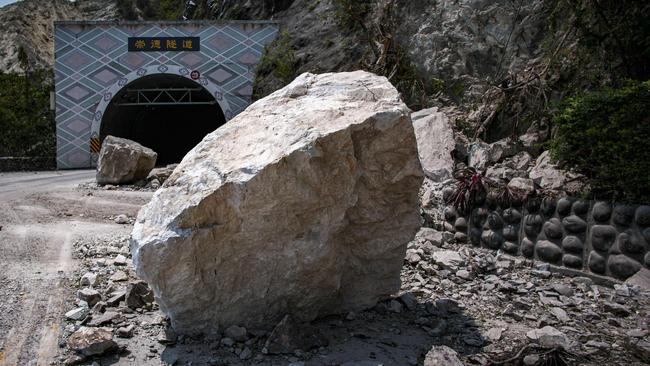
[131,71,424,334]
[96,136,157,185]
[411,107,455,182]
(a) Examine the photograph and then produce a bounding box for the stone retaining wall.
[443,197,650,280]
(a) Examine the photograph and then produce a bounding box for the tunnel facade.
[54,20,278,169]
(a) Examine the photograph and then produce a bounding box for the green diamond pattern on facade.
[54,21,278,169]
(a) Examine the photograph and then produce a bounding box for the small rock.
[551,283,574,297]
[77,288,101,307]
[405,249,422,265]
[113,254,128,266]
[65,307,89,321]
[507,177,535,196]
[239,347,252,360]
[486,327,502,342]
[526,326,567,348]
[532,270,552,279]
[115,215,129,224]
[157,327,177,344]
[432,250,464,269]
[87,311,119,327]
[550,307,570,322]
[626,329,648,338]
[67,327,116,356]
[106,290,126,307]
[625,268,650,290]
[117,324,135,338]
[387,299,403,313]
[603,302,631,317]
[225,325,248,342]
[399,292,417,311]
[585,340,610,350]
[523,354,540,366]
[110,270,128,282]
[423,345,463,366]
[80,272,98,287]
[456,269,471,280]
[263,315,328,354]
[125,281,154,309]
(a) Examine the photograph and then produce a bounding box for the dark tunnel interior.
[100,74,226,166]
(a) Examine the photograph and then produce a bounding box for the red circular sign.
[190,70,200,80]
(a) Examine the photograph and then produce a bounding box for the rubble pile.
[58,227,650,365]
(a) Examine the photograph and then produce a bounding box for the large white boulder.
[411,107,455,182]
[131,71,424,334]
[96,136,157,185]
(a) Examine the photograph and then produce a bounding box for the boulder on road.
[96,136,157,185]
[411,107,455,182]
[131,71,424,334]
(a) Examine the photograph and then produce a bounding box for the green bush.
[0,70,55,160]
[255,30,297,84]
[550,80,650,202]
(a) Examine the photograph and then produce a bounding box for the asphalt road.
[0,170,152,366]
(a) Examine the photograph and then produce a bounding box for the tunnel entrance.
[100,74,226,166]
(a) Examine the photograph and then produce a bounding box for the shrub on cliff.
[549,80,650,202]
[0,69,55,162]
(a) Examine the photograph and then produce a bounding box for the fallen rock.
[625,267,650,290]
[109,270,128,282]
[526,326,567,348]
[67,327,116,356]
[125,281,154,309]
[80,272,97,287]
[114,215,129,225]
[146,164,178,183]
[432,250,464,269]
[87,311,119,327]
[489,138,519,163]
[117,324,135,338]
[106,290,126,307]
[507,177,535,196]
[468,141,490,171]
[411,107,455,181]
[423,345,464,366]
[528,151,583,193]
[96,136,157,185]
[113,254,127,266]
[65,307,89,321]
[225,325,248,342]
[131,71,423,333]
[263,315,328,355]
[77,288,101,307]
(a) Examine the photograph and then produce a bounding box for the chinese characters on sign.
[128,37,200,52]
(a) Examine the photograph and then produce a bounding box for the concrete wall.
[443,197,650,280]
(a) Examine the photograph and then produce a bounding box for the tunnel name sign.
[128,37,200,52]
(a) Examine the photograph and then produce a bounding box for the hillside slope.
[0,0,117,73]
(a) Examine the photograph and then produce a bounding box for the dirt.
[0,170,152,365]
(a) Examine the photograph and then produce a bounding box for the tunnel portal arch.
[98,68,228,165]
[54,20,279,169]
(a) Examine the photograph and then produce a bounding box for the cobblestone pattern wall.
[443,197,650,280]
